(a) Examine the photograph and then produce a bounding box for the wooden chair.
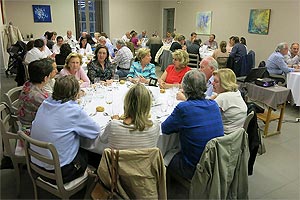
[0,102,25,197]
[3,86,23,114]
[187,53,200,68]
[18,130,89,199]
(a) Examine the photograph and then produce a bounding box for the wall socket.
[296,118,300,122]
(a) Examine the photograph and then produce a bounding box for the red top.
[165,65,191,84]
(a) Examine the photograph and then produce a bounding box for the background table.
[287,72,300,106]
[245,83,291,137]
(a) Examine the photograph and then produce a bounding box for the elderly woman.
[162,70,224,180]
[100,83,160,149]
[30,75,101,184]
[18,58,53,130]
[127,48,157,84]
[59,52,90,87]
[212,68,247,134]
[87,45,114,83]
[159,49,190,89]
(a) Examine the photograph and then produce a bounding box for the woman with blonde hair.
[100,83,160,149]
[127,48,157,84]
[59,52,90,87]
[159,49,190,89]
[212,68,247,134]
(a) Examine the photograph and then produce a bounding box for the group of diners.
[17,34,249,191]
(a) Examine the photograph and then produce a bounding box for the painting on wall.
[248,9,271,35]
[196,11,212,35]
[32,5,52,23]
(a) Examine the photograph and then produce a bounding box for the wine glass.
[105,88,113,115]
[113,74,119,89]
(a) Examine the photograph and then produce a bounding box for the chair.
[216,56,229,68]
[149,43,163,64]
[3,86,23,114]
[159,49,173,71]
[189,128,249,199]
[243,111,254,130]
[97,148,167,199]
[187,53,200,68]
[18,130,89,199]
[0,102,25,197]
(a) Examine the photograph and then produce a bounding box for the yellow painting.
[248,9,271,35]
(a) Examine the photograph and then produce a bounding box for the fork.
[89,111,97,116]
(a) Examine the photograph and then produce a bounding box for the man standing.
[284,43,300,67]
[267,42,300,75]
[112,39,133,78]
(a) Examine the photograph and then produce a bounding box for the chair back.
[187,53,200,68]
[3,86,23,114]
[216,56,229,69]
[190,128,249,199]
[98,148,167,199]
[159,49,173,71]
[243,111,254,130]
[149,43,163,64]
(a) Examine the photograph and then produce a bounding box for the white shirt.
[121,35,130,43]
[24,47,46,65]
[215,90,247,134]
[52,44,61,54]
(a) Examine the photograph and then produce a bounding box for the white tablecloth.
[80,83,181,164]
[287,72,300,106]
[199,46,214,59]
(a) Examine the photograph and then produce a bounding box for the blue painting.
[196,11,212,35]
[248,9,271,35]
[32,5,52,23]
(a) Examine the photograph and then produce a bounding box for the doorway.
[163,8,175,38]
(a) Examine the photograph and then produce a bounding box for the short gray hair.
[275,42,288,52]
[116,39,126,47]
[200,56,218,70]
[98,36,106,42]
[182,69,206,100]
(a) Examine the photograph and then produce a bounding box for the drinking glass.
[113,74,119,89]
[160,103,168,113]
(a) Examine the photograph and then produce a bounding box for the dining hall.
[0,0,299,199]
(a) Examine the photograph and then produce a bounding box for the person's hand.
[78,80,84,84]
[210,94,218,100]
[159,80,166,89]
[111,115,120,120]
[176,90,186,101]
[139,76,147,84]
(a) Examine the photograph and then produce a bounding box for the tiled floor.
[1,68,299,199]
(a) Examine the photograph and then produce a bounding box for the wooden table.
[245,83,291,137]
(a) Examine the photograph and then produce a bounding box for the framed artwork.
[248,9,271,35]
[196,11,212,35]
[32,5,52,23]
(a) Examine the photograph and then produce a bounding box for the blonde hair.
[172,49,189,66]
[136,48,150,61]
[213,68,238,92]
[64,52,83,69]
[123,83,153,131]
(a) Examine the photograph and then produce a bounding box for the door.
[163,8,175,37]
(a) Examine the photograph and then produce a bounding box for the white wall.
[159,0,300,66]
[4,0,75,39]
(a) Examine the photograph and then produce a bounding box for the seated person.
[204,34,218,50]
[52,36,64,54]
[100,83,160,149]
[98,36,115,58]
[18,58,53,130]
[87,45,114,83]
[163,31,173,45]
[186,32,197,47]
[112,39,133,78]
[212,41,229,68]
[59,52,90,87]
[127,48,157,84]
[30,75,101,184]
[187,38,201,57]
[162,70,224,180]
[130,31,139,49]
[43,58,58,95]
[284,42,300,67]
[79,37,93,55]
[170,34,185,52]
[159,49,190,89]
[55,43,72,68]
[229,36,247,63]
[24,39,47,65]
[266,42,300,75]
[211,68,247,134]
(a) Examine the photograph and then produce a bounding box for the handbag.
[91,149,122,200]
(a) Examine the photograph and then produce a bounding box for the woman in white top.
[79,37,93,55]
[100,83,160,149]
[212,68,247,134]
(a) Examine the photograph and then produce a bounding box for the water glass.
[113,74,119,88]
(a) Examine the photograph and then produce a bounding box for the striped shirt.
[127,61,157,79]
[100,120,160,150]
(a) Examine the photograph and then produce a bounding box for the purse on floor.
[91,149,122,200]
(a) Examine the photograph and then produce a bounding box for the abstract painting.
[196,11,212,35]
[32,5,52,23]
[248,9,271,35]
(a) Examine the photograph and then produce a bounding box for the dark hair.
[193,39,202,45]
[100,32,108,38]
[211,34,216,39]
[93,45,109,62]
[34,39,44,48]
[28,58,53,84]
[26,40,35,51]
[56,36,63,42]
[79,37,87,49]
[44,31,54,40]
[190,32,197,36]
[52,75,79,103]
[60,43,72,57]
[240,37,246,45]
[233,36,239,44]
